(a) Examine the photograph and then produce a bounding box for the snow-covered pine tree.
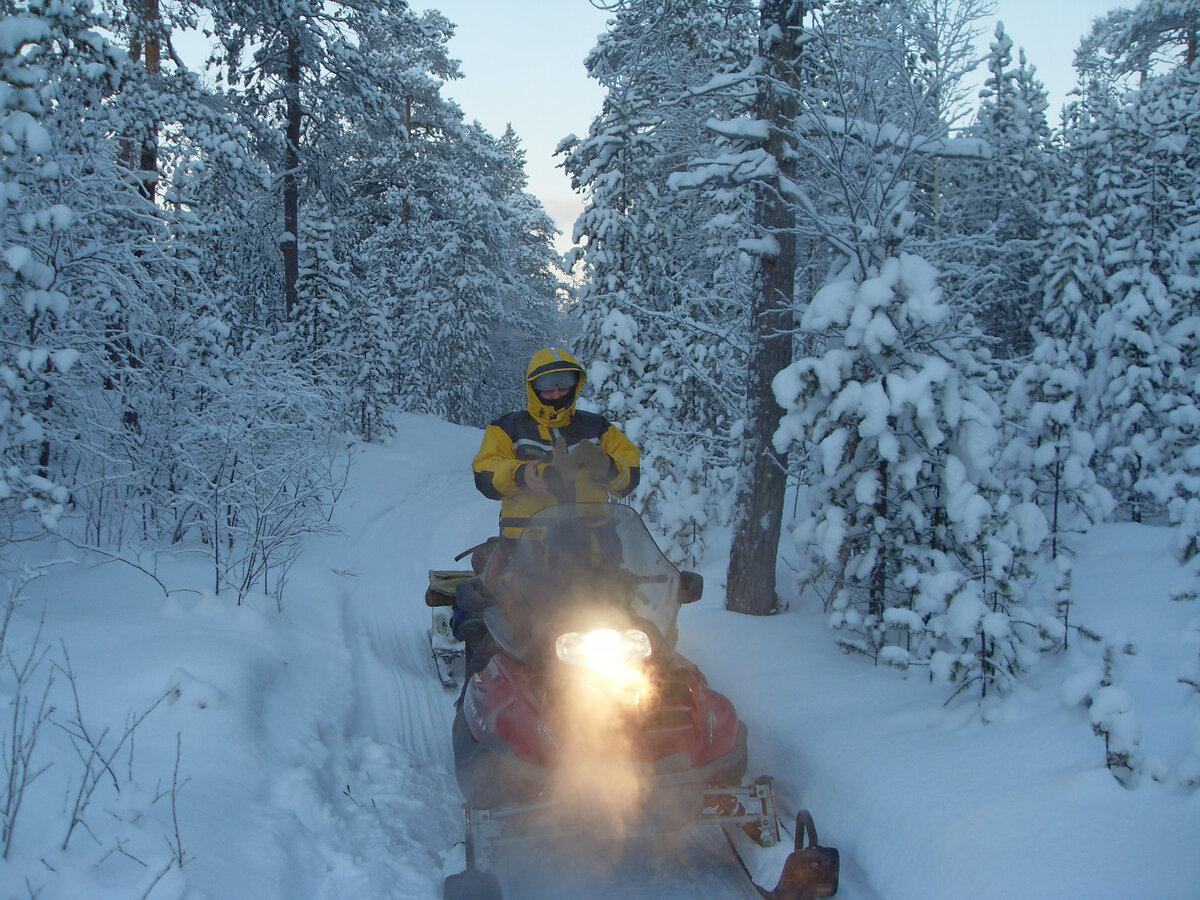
[204,0,441,322]
[775,254,1050,696]
[293,204,351,354]
[1076,33,1199,523]
[720,0,805,614]
[1076,0,1198,92]
[0,0,126,530]
[563,0,757,564]
[1119,56,1200,572]
[759,2,1054,696]
[315,7,557,428]
[959,23,1058,358]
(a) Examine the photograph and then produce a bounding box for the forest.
[1,0,1198,705]
[0,2,1197,896]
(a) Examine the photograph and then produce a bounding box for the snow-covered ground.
[1,413,1196,899]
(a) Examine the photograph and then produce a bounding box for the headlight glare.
[556,628,652,676]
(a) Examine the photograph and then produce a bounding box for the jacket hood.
[525,347,586,428]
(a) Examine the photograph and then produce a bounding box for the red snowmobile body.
[454,642,749,812]
[444,503,838,900]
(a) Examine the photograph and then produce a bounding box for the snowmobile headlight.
[555,628,651,676]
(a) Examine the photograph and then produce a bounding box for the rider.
[472,346,640,541]
[453,348,640,671]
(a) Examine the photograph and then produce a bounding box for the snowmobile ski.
[426,569,472,689]
[442,818,502,900]
[723,804,839,900]
[429,606,465,689]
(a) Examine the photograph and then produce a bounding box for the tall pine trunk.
[726,0,803,616]
[139,0,160,202]
[119,0,159,200]
[282,31,301,319]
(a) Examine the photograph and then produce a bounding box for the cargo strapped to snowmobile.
[426,569,474,607]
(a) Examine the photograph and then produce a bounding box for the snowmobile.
[432,502,839,900]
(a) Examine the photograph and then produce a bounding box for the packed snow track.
[335,417,875,898]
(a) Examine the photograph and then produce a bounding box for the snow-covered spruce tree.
[1001,335,1113,560]
[384,122,542,427]
[563,0,757,564]
[997,159,1114,578]
[1091,232,1171,523]
[774,254,1051,696]
[293,204,352,356]
[406,143,503,426]
[756,1,1056,694]
[316,7,558,428]
[956,23,1059,358]
[0,0,121,531]
[1076,48,1200,524]
[1125,60,1200,575]
[999,337,1110,658]
[317,3,458,428]
[996,71,1117,566]
[1069,4,1200,529]
[339,296,397,443]
[485,125,564,418]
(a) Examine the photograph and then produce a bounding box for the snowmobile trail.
[336,432,484,766]
[486,823,761,899]
[336,417,873,898]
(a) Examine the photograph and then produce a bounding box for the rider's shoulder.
[491,409,537,433]
[566,409,611,437]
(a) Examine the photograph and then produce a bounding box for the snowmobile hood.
[525,347,586,429]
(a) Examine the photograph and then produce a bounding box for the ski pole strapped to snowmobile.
[439,503,839,900]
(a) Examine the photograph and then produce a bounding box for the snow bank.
[3,415,1196,899]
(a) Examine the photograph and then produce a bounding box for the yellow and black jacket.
[472,348,640,538]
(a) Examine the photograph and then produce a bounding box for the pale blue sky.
[420,0,1120,255]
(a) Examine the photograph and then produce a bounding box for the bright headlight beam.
[556,628,652,676]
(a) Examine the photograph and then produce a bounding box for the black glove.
[542,464,567,497]
[450,606,487,645]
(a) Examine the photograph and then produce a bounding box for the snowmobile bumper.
[452,704,749,811]
[455,716,767,872]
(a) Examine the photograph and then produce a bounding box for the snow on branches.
[775,254,1052,698]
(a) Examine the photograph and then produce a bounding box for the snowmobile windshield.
[481,503,683,667]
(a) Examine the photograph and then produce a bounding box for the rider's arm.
[598,425,640,499]
[473,424,532,498]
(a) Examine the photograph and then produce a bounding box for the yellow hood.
[525,347,586,428]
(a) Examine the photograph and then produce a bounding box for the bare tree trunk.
[726,0,803,616]
[282,31,301,319]
[119,0,160,201]
[139,0,160,203]
[869,459,888,620]
[403,97,412,227]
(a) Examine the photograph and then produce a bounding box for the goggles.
[531,370,579,393]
